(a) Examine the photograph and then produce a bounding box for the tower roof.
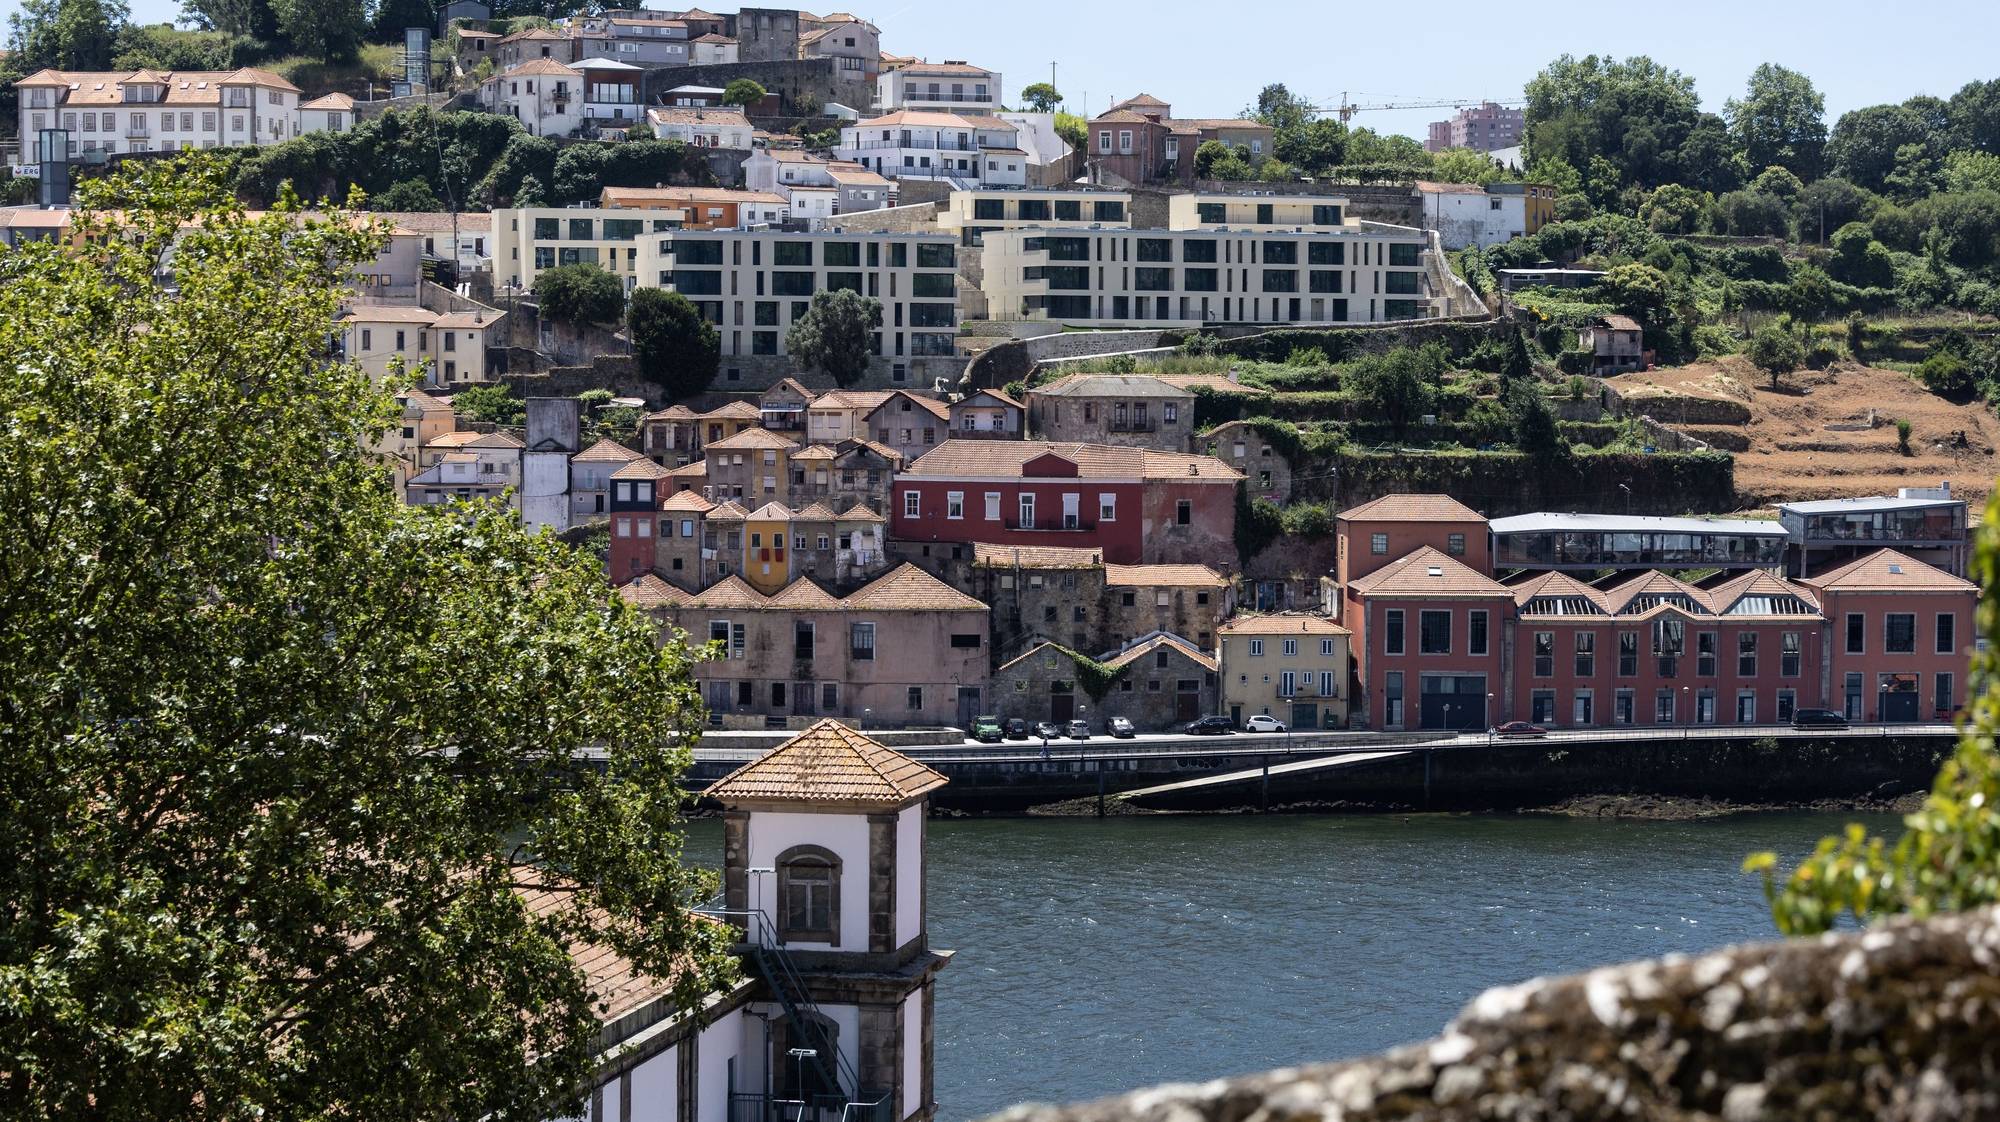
[707,719,947,808]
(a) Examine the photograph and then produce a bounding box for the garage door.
[1418,674,1488,731]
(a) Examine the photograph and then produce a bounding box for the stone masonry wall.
[987,903,2000,1122]
[639,58,871,117]
[826,201,946,234]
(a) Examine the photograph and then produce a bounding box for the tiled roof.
[842,563,986,611]
[791,445,836,461]
[661,490,715,512]
[768,579,847,610]
[855,109,1012,130]
[1218,613,1351,635]
[341,305,440,323]
[1028,373,1192,400]
[865,391,949,421]
[957,388,1023,410]
[690,32,734,43]
[686,574,766,608]
[901,441,1240,481]
[793,501,839,519]
[666,459,708,479]
[1337,494,1485,523]
[574,437,644,463]
[300,91,355,111]
[511,871,697,1021]
[836,504,884,522]
[16,66,299,105]
[1596,314,1642,333]
[1103,564,1227,587]
[763,377,817,401]
[602,183,779,206]
[373,211,494,236]
[849,439,903,465]
[1347,547,1512,599]
[744,501,793,520]
[811,389,895,412]
[1103,633,1218,671]
[399,389,451,412]
[645,404,700,421]
[618,573,691,608]
[1800,548,1977,593]
[705,499,748,519]
[611,457,670,480]
[500,58,580,78]
[1700,570,1823,616]
[1508,570,1609,612]
[704,427,798,451]
[1597,570,1711,615]
[972,543,1103,568]
[700,400,763,420]
[825,165,891,186]
[706,719,947,807]
[432,309,500,329]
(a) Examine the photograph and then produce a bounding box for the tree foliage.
[721,77,765,107]
[1346,343,1447,438]
[1725,63,1827,181]
[0,156,732,1119]
[534,262,625,326]
[628,288,719,403]
[1747,317,1805,389]
[1018,81,1061,113]
[786,289,881,389]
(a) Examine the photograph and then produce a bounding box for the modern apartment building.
[1425,101,1524,154]
[15,67,312,170]
[937,187,1132,246]
[832,110,1029,188]
[979,193,1438,327]
[875,60,1001,112]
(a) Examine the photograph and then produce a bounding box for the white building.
[14,66,315,170]
[521,397,583,534]
[875,60,1000,112]
[1416,180,1525,250]
[340,303,505,388]
[979,192,1442,327]
[407,430,523,507]
[550,720,950,1122]
[297,91,353,134]
[479,58,582,138]
[644,104,753,149]
[832,110,1027,188]
[938,187,1132,246]
[574,57,645,128]
[689,32,738,64]
[743,150,895,221]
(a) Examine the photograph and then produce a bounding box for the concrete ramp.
[1121,749,1414,801]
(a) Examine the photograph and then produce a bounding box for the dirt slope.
[1608,357,2000,507]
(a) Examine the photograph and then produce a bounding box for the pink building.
[1801,550,1979,722]
[1346,547,1512,730]
[1335,494,1490,590]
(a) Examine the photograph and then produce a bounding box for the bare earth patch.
[1608,356,2000,507]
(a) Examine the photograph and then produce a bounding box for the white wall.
[628,1040,678,1122]
[695,1007,748,1122]
[1423,191,1523,250]
[894,805,921,949]
[745,810,870,951]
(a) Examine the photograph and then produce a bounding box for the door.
[1050,689,1074,722]
[1418,674,1487,731]
[956,686,980,729]
[1289,701,1317,730]
[1175,689,1200,723]
[1878,674,1918,722]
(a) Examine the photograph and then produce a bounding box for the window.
[1019,493,1036,528]
[849,622,875,660]
[1696,632,1717,677]
[1384,671,1404,727]
[946,491,963,519]
[1532,632,1553,677]
[1176,500,1191,526]
[795,621,815,659]
[1469,610,1488,656]
[1777,689,1796,722]
[1446,533,1465,556]
[1099,493,1116,521]
[1419,611,1451,655]
[1937,613,1957,655]
[1615,689,1635,725]
[1098,130,1111,153]
[1385,610,1405,655]
[984,492,1001,520]
[1370,532,1388,555]
[1737,632,1758,677]
[1618,632,1638,677]
[1846,612,1865,654]
[1321,638,1336,656]
[907,686,924,711]
[1282,639,1298,656]
[777,846,839,943]
[1938,672,1956,716]
[903,491,920,518]
[1574,632,1595,677]
[1248,639,1264,656]
[950,633,982,649]
[1781,632,1801,677]
[1886,613,1916,653]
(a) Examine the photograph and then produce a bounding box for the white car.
[1244,715,1287,733]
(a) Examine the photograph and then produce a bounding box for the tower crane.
[1314,92,1526,123]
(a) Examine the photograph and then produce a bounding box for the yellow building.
[742,501,794,593]
[1217,613,1353,731]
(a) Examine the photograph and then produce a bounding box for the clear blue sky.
[17,0,1997,142]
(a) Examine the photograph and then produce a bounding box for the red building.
[607,457,670,583]
[891,441,1240,567]
[1802,549,1978,722]
[1337,494,1977,731]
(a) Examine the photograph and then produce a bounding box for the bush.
[629,288,719,403]
[1179,331,1223,356]
[1895,418,1914,455]
[1918,352,1976,398]
[533,264,625,326]
[453,383,523,426]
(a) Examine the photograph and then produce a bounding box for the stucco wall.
[744,809,871,951]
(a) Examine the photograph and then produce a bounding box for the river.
[688,811,1896,1120]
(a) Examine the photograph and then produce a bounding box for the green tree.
[533,262,625,326]
[1276,117,1347,176]
[1828,221,1895,287]
[624,119,654,141]
[367,0,431,42]
[1747,316,1805,390]
[1827,102,1934,193]
[1602,262,1672,320]
[1724,63,1827,181]
[1523,54,1703,191]
[1194,140,1253,181]
[1429,147,1503,185]
[1502,324,1534,381]
[787,288,880,389]
[1947,78,2000,155]
[454,381,526,425]
[1750,164,1805,200]
[721,77,766,107]
[1639,182,1708,233]
[369,176,443,211]
[1943,150,2000,195]
[1506,378,1564,460]
[1794,176,1879,242]
[270,0,362,61]
[179,0,276,39]
[0,156,731,1119]
[1346,344,1445,439]
[1053,110,1086,155]
[51,0,127,68]
[628,288,718,403]
[1018,81,1062,113]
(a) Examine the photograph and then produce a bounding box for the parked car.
[1490,721,1549,739]
[1034,721,1063,740]
[1243,715,1287,733]
[1004,717,1030,740]
[1066,719,1091,740]
[1108,716,1135,738]
[1791,708,1849,730]
[970,715,1004,743]
[1184,715,1235,735]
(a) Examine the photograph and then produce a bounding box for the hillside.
[1607,357,2000,507]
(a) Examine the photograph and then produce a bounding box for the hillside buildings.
[15,67,323,170]
[876,60,1000,112]
[1425,101,1524,153]
[1085,93,1274,187]
[831,111,1032,188]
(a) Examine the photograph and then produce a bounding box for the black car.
[1791,708,1849,729]
[1004,718,1030,740]
[1185,715,1235,735]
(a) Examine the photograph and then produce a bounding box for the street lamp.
[1681,686,1691,737]
[861,707,872,732]
[1486,692,1496,746]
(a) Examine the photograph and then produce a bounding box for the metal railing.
[730,1091,893,1122]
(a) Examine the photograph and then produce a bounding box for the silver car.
[1066,719,1091,740]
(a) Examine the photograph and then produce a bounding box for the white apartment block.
[495,202,795,292]
[644,104,753,148]
[832,110,1028,188]
[340,304,505,388]
[875,61,1000,111]
[939,187,1132,246]
[979,194,1439,327]
[743,149,895,221]
[15,67,315,170]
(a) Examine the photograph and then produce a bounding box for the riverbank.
[1015,788,1928,820]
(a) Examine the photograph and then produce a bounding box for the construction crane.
[1314,92,1526,123]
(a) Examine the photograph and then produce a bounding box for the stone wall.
[826,201,945,234]
[963,329,1180,391]
[1327,448,1734,518]
[989,903,2000,1122]
[639,58,870,117]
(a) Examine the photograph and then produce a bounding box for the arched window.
[777,845,841,944]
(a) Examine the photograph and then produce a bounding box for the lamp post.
[1681,686,1691,739]
[1486,692,1496,746]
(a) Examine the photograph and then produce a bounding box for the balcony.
[844,138,979,153]
[903,92,995,104]
[125,123,150,138]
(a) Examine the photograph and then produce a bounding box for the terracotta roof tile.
[703,427,798,451]
[706,719,947,806]
[661,490,716,512]
[646,404,700,421]
[1800,549,1977,594]
[842,563,986,611]
[971,543,1102,568]
[618,573,691,608]
[1218,613,1351,635]
[1103,564,1227,587]
[686,574,766,608]
[902,441,1240,481]
[1102,633,1218,671]
[766,578,846,610]
[611,457,671,480]
[700,400,763,421]
[1598,570,1711,615]
[835,504,884,522]
[1347,547,1512,599]
[865,391,949,421]
[1338,494,1485,523]
[574,437,644,463]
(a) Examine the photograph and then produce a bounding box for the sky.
[12,0,1997,142]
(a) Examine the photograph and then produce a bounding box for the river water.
[689,811,1895,1120]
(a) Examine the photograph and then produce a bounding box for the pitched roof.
[763,376,817,401]
[706,719,947,807]
[1596,314,1643,333]
[341,305,440,323]
[766,578,847,610]
[844,563,986,611]
[573,437,644,463]
[1028,373,1192,400]
[601,183,780,207]
[1338,494,1486,523]
[792,501,839,519]
[685,574,765,608]
[1508,570,1609,613]
[661,490,716,512]
[901,441,1240,482]
[1700,570,1822,617]
[1218,613,1351,636]
[700,400,763,420]
[956,387,1022,410]
[618,572,692,608]
[703,427,798,451]
[611,457,670,480]
[1597,570,1711,615]
[1102,633,1218,671]
[1347,547,1512,599]
[499,58,579,78]
[1799,548,1977,594]
[300,91,355,111]
[811,389,895,412]
[645,404,700,422]
[835,503,884,522]
[791,445,837,461]
[1103,564,1227,587]
[744,501,793,520]
[864,390,949,421]
[972,543,1102,568]
[432,309,501,329]
[854,109,1012,130]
